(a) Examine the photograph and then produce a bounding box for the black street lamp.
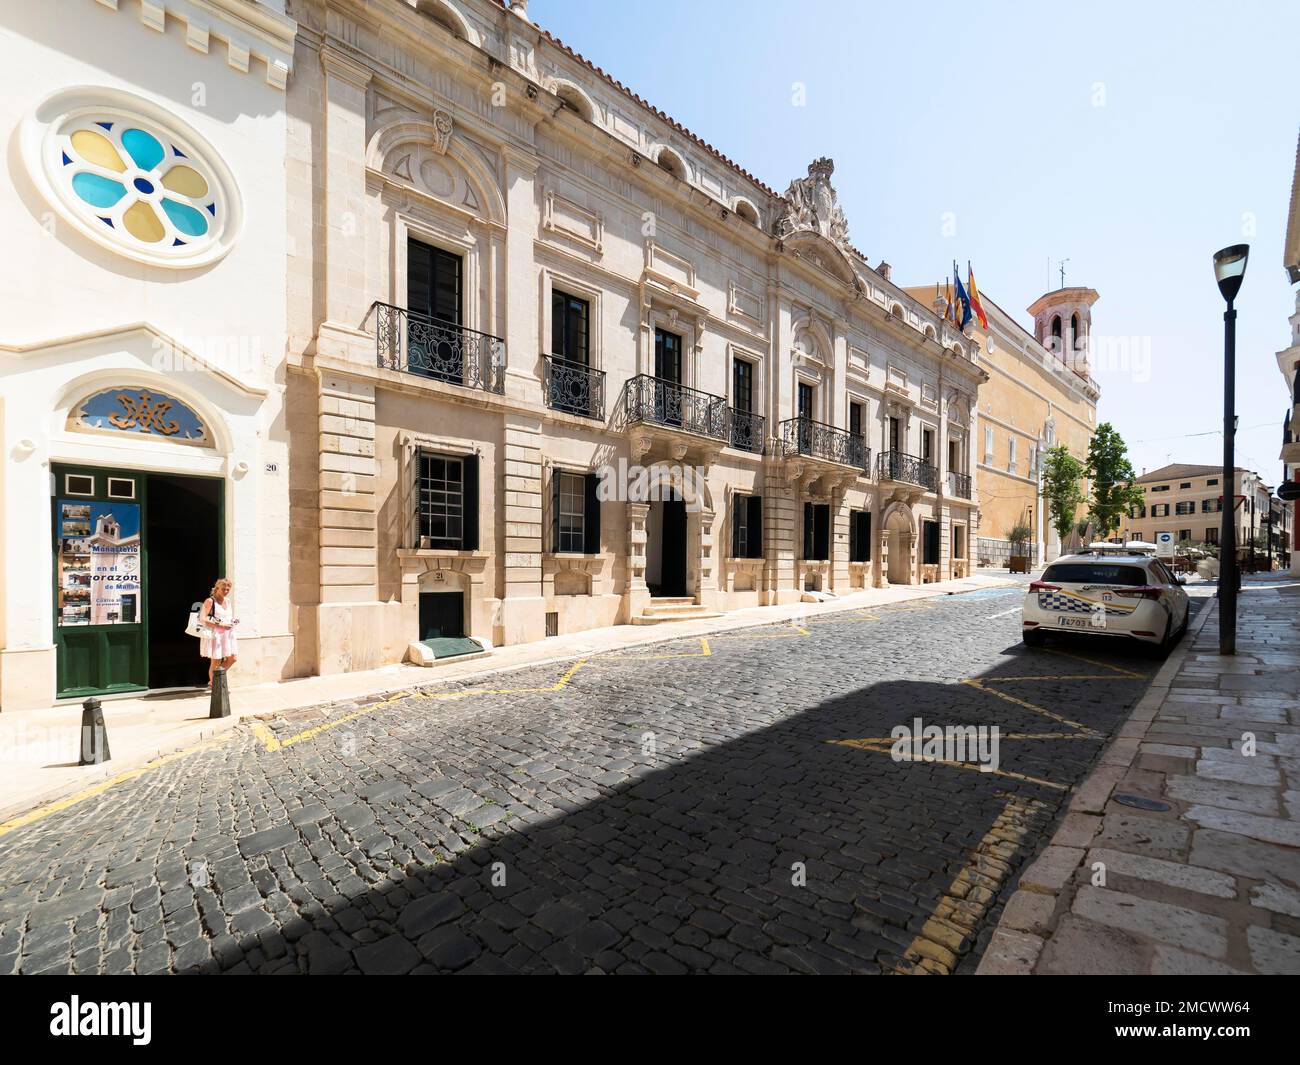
[1213,243,1249,654]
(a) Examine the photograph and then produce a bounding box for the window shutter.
[584,473,601,554]
[803,502,814,561]
[815,505,829,560]
[850,511,859,561]
[749,495,763,558]
[551,469,562,552]
[462,454,479,551]
[862,511,872,561]
[732,494,742,557]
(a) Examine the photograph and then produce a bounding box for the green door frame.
[51,464,225,699]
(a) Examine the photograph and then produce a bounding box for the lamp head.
[1213,244,1249,303]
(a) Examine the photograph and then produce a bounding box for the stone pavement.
[0,574,1180,975]
[0,573,1014,826]
[979,575,1300,975]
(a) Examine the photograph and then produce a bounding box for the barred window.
[557,471,586,553]
[418,453,463,547]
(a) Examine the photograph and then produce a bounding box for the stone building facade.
[284,0,987,676]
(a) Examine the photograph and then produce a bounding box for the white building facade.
[0,0,297,709]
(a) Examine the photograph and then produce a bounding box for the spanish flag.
[967,261,989,330]
[953,261,972,330]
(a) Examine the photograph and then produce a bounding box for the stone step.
[631,611,724,625]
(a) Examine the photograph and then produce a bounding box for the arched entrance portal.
[883,503,915,585]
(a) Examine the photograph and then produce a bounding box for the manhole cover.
[1113,793,1171,812]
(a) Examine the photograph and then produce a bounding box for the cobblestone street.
[0,583,1205,975]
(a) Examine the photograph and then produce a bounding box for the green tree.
[1041,445,1087,545]
[1084,423,1144,539]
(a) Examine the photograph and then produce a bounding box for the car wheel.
[1150,617,1174,659]
[1023,629,1046,647]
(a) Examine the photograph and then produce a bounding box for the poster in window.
[56,500,141,626]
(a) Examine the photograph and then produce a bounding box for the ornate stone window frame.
[540,266,603,371]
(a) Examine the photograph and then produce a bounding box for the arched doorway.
[646,489,688,597]
[883,503,915,585]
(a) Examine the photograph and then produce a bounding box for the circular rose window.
[22,87,242,268]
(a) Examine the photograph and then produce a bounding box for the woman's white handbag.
[185,601,206,639]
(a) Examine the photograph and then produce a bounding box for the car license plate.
[1057,617,1094,629]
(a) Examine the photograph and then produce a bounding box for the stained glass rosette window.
[57,118,218,253]
[24,90,242,269]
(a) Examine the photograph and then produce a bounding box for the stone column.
[767,462,801,604]
[830,483,849,592]
[501,146,541,406]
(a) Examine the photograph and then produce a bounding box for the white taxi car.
[1022,551,1190,654]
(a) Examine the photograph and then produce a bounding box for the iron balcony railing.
[728,408,766,454]
[948,470,972,498]
[878,450,939,490]
[780,416,869,470]
[543,354,606,420]
[372,301,505,395]
[622,375,729,441]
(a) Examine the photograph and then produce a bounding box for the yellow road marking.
[1042,646,1147,679]
[713,623,810,640]
[961,677,1099,737]
[893,794,1052,974]
[828,738,1070,791]
[0,731,235,839]
[594,638,711,661]
[983,674,1141,683]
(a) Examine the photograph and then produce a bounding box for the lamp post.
[1213,244,1249,654]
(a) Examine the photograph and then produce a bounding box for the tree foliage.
[1084,423,1145,539]
[1041,445,1087,544]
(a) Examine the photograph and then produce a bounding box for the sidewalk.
[979,576,1300,975]
[0,572,1018,826]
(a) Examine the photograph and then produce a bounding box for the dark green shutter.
[803,502,814,561]
[584,473,601,554]
[732,496,743,557]
[462,454,479,550]
[551,470,562,552]
[862,511,872,561]
[749,496,763,558]
[850,511,859,561]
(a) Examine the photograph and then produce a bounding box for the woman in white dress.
[200,577,238,689]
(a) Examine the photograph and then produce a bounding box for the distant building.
[905,284,1100,567]
[1280,128,1300,575]
[1120,463,1288,569]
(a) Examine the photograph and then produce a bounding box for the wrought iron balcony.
[622,375,729,441]
[728,408,766,454]
[780,416,869,470]
[543,355,606,420]
[948,470,972,498]
[372,301,505,395]
[878,450,938,490]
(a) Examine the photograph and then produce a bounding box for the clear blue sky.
[531,0,1300,483]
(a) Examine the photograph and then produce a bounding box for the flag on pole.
[944,277,957,325]
[966,261,988,330]
[953,261,972,330]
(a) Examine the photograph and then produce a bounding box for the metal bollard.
[79,697,111,765]
[209,667,231,719]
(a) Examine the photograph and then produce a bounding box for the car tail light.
[1023,620,1040,627]
[1029,581,1060,592]
[1115,586,1163,600]
[1133,630,1157,637]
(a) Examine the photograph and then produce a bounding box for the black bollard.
[79,697,111,765]
[209,667,231,719]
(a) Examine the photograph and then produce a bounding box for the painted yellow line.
[829,739,1070,791]
[893,794,1051,974]
[961,677,1099,737]
[984,674,1141,683]
[0,731,235,839]
[593,638,711,661]
[1041,646,1147,679]
[713,623,811,640]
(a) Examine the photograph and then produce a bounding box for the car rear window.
[1041,563,1148,585]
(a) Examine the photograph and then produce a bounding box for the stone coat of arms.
[776,157,850,249]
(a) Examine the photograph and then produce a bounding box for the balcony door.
[407,238,463,383]
[654,327,683,426]
[796,382,815,453]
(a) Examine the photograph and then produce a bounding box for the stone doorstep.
[976,598,1219,976]
[0,573,1017,827]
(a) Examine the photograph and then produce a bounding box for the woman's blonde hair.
[210,578,233,598]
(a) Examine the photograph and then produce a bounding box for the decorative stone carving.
[775,157,850,249]
[432,108,453,155]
